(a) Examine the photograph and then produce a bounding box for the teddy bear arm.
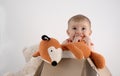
[33,51,40,57]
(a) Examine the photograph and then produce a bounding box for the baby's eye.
[82,27,86,30]
[72,27,77,30]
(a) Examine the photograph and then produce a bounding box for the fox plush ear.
[41,35,50,41]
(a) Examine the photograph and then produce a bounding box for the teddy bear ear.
[41,35,50,41]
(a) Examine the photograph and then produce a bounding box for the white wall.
[0,0,120,76]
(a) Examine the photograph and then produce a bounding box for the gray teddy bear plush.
[4,45,42,76]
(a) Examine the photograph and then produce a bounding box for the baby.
[63,14,93,49]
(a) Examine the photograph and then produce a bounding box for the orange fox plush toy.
[33,35,105,69]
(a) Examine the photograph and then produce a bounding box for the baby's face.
[67,20,91,40]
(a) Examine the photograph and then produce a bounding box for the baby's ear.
[89,30,92,36]
[66,30,69,35]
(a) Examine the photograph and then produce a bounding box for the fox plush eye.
[51,50,53,52]
[48,47,55,53]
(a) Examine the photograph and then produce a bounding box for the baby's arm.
[62,39,68,44]
[83,36,94,49]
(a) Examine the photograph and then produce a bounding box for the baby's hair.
[68,14,91,27]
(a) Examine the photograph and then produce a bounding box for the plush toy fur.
[4,45,41,76]
[4,35,106,76]
[62,41,105,69]
[23,44,38,62]
[33,35,105,69]
[33,35,63,66]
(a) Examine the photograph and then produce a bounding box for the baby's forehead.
[69,21,90,27]
[70,19,89,23]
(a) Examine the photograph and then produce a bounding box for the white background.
[0,0,120,76]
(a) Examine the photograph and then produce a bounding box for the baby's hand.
[83,36,91,46]
[73,36,82,42]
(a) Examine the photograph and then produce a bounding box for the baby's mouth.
[74,34,85,39]
[74,34,82,37]
[75,34,80,37]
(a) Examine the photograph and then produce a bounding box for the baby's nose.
[75,30,81,34]
[75,31,84,36]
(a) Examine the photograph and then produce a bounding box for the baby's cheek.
[71,34,75,37]
[83,32,88,36]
